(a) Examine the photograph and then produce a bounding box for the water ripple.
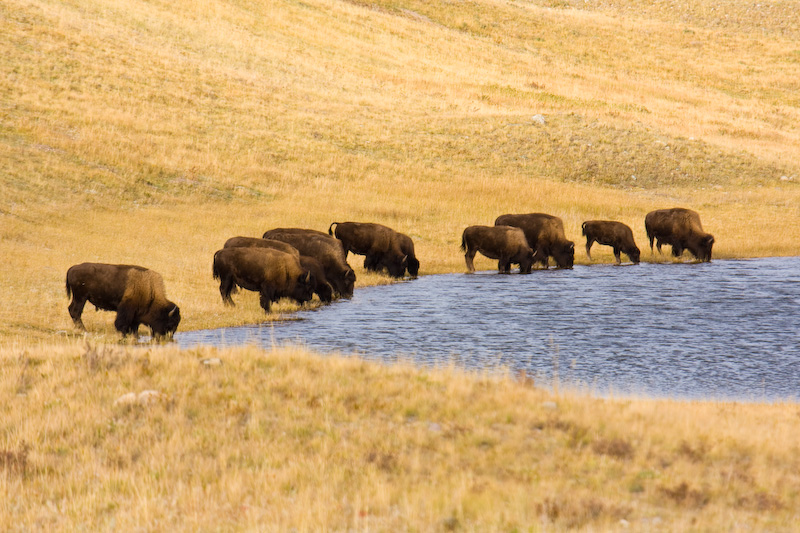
[178,257,800,402]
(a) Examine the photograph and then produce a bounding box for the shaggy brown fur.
[65,263,180,337]
[495,213,575,269]
[223,236,301,258]
[645,208,714,262]
[261,231,356,298]
[329,221,409,278]
[460,225,534,273]
[582,220,641,264]
[212,247,315,313]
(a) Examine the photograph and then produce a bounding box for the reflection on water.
[177,257,800,401]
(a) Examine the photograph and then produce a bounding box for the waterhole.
[177,257,800,401]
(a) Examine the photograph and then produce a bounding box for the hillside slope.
[1,0,799,338]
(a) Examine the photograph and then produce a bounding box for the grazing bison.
[494,213,575,269]
[223,236,300,258]
[262,231,356,298]
[582,220,640,264]
[460,225,534,273]
[645,208,714,262]
[66,263,181,338]
[212,247,315,312]
[328,222,409,278]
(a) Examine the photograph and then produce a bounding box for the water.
[177,257,800,402]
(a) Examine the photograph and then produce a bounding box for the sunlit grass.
[1,342,798,530]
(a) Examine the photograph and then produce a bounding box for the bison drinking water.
[65,263,181,338]
[261,230,356,298]
[582,220,640,264]
[461,225,534,273]
[328,221,411,278]
[223,237,332,303]
[494,213,574,269]
[212,247,315,313]
[644,208,714,262]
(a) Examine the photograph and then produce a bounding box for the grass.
[1,342,799,531]
[2,0,800,527]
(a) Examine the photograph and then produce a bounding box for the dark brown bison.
[223,236,300,258]
[495,213,575,269]
[222,237,331,302]
[261,231,356,298]
[66,263,180,338]
[645,208,714,262]
[328,222,409,278]
[582,220,641,264]
[460,225,534,273]
[212,247,315,312]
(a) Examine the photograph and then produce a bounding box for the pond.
[177,257,800,402]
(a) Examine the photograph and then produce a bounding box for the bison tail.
[65,277,72,299]
[459,231,467,252]
[212,250,222,281]
[581,222,587,236]
[328,222,339,236]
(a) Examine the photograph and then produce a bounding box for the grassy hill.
[3,1,800,529]
[3,0,799,338]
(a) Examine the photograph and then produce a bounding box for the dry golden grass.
[1,342,799,531]
[2,0,800,527]
[3,0,799,338]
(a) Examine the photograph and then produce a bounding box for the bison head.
[383,254,409,279]
[628,246,641,264]
[293,271,316,304]
[151,303,181,338]
[553,241,575,269]
[692,234,714,262]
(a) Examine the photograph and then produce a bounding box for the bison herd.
[65,208,714,339]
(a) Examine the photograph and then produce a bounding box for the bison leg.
[316,282,334,303]
[585,238,594,261]
[114,303,138,337]
[218,276,236,306]
[464,248,477,272]
[68,293,88,331]
[534,248,550,269]
[258,286,275,313]
[498,258,512,274]
[613,247,622,265]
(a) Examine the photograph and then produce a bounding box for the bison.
[223,236,300,258]
[261,231,356,298]
[645,208,714,262]
[328,222,409,278]
[494,213,575,269]
[582,220,640,264]
[65,263,180,338]
[223,237,332,302]
[212,247,315,312]
[461,225,535,273]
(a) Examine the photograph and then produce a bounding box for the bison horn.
[305,271,311,283]
[169,305,178,317]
